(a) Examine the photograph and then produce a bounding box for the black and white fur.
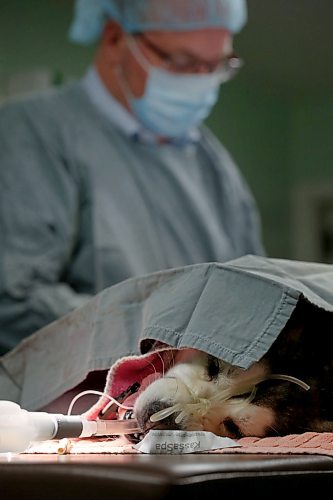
[134,299,333,439]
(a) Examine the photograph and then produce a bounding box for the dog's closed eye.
[223,417,243,439]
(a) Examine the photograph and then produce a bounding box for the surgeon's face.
[96,24,235,110]
[122,28,234,98]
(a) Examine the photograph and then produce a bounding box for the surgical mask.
[122,38,224,138]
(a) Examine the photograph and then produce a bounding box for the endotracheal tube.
[0,392,139,454]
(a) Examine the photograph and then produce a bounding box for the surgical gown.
[0,79,264,353]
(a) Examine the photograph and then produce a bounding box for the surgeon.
[0,0,265,355]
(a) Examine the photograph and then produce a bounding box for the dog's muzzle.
[133,376,195,436]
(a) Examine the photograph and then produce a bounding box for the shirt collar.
[81,66,200,145]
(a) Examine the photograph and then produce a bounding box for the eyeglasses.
[135,33,243,80]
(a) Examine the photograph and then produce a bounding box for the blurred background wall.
[1,0,332,262]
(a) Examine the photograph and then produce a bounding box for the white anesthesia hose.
[0,400,140,453]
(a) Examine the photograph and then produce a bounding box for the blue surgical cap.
[69,0,248,45]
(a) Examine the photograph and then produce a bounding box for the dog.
[132,298,333,439]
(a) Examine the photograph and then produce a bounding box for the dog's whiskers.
[147,360,158,376]
[269,374,310,391]
[175,398,212,424]
[165,350,176,371]
[156,351,165,376]
[149,396,212,424]
[150,403,183,422]
[149,373,264,425]
[210,375,261,406]
[267,425,281,436]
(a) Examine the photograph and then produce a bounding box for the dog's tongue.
[84,346,178,420]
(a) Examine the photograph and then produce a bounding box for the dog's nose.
[136,400,181,432]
